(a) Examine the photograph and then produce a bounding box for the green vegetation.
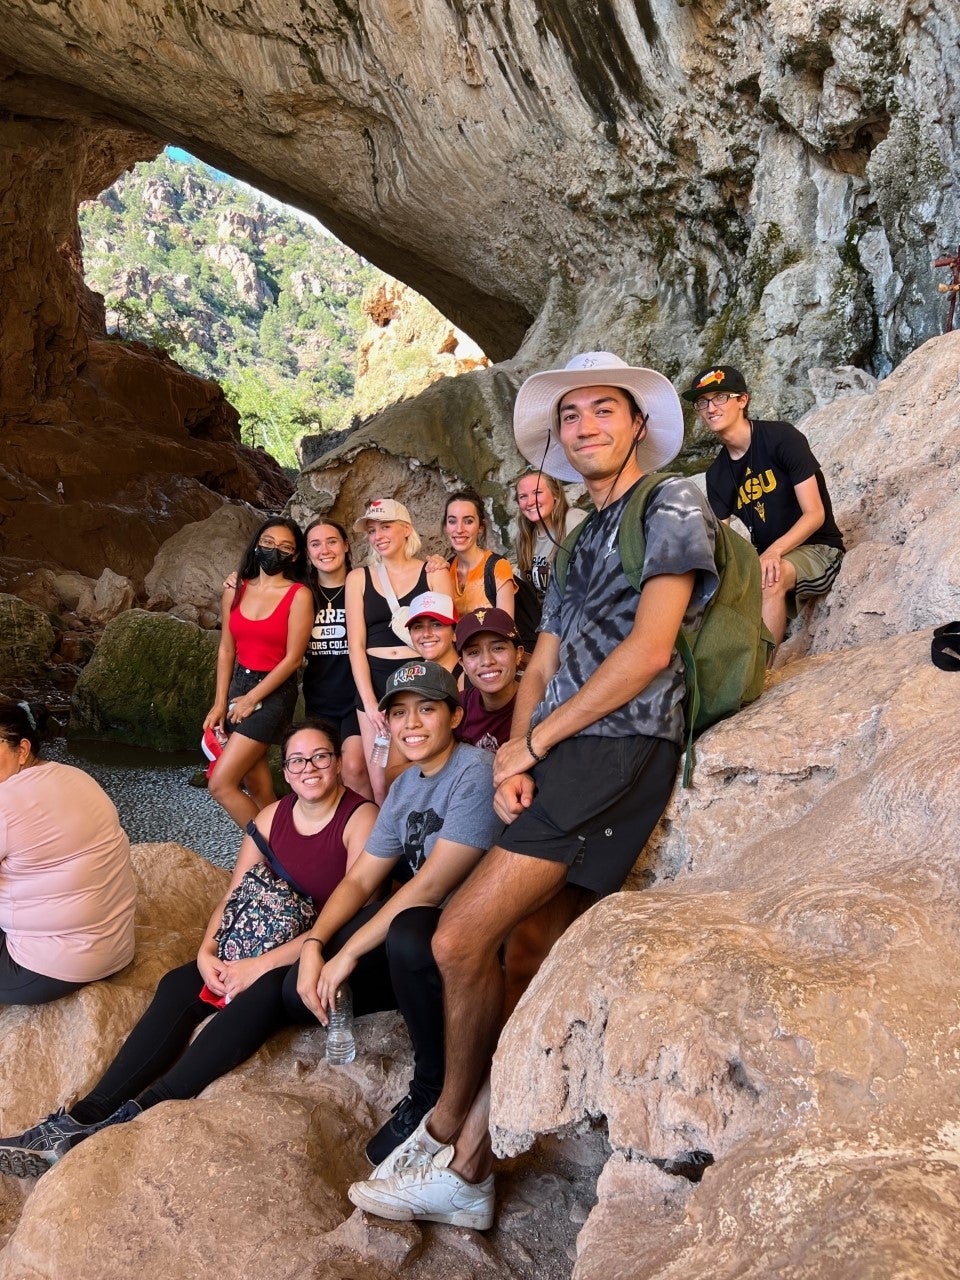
[79,153,378,468]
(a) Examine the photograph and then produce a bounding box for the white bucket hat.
[513,352,684,483]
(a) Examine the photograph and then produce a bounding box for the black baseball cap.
[682,366,749,402]
[378,660,460,711]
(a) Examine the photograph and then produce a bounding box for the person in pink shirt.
[0,701,136,1005]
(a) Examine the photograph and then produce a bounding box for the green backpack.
[554,472,773,785]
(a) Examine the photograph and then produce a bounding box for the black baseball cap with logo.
[378,660,460,711]
[682,366,750,402]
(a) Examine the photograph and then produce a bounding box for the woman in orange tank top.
[204,518,314,829]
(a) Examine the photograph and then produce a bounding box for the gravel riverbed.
[45,737,240,870]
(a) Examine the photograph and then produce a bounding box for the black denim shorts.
[226,666,298,745]
[497,734,680,895]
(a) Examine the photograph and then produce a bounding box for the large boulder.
[0,844,589,1280]
[69,610,218,749]
[144,504,263,617]
[491,627,960,1279]
[0,595,56,685]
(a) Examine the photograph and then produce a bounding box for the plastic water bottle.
[370,732,390,769]
[325,983,356,1064]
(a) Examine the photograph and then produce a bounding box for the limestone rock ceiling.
[1,0,957,397]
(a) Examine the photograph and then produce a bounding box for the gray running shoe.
[57,1099,143,1158]
[0,1109,88,1179]
[0,1098,143,1180]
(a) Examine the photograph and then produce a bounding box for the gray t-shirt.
[535,476,719,744]
[366,742,500,874]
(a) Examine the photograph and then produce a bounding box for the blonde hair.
[514,471,571,579]
[365,520,422,565]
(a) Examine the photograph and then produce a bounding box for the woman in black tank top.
[345,499,453,803]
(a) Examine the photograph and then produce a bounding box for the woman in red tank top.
[204,518,314,829]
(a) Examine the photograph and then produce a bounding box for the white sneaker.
[348,1152,495,1230]
[369,1108,444,1179]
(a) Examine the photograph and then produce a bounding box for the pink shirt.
[0,761,137,982]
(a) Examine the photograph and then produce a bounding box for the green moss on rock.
[69,610,219,750]
[0,595,57,682]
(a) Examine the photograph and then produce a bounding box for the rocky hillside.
[79,154,377,466]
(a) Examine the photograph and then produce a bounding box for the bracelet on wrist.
[525,726,549,764]
[301,938,324,950]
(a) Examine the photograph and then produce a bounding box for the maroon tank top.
[267,788,371,907]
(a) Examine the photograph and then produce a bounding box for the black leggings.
[286,904,445,1103]
[0,936,85,1006]
[70,903,444,1125]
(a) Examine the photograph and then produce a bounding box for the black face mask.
[255,546,296,576]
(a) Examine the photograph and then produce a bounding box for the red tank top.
[229,581,304,671]
[268,788,371,907]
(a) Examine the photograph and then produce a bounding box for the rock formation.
[2,0,958,591]
[0,596,56,682]
[3,0,958,424]
[353,278,490,422]
[0,105,290,593]
[69,610,219,750]
[143,503,265,622]
[492,624,960,1278]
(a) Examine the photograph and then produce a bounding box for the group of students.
[0,352,844,1234]
[0,476,580,1183]
[202,476,584,819]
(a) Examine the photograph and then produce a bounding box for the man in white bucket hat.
[348,352,720,1230]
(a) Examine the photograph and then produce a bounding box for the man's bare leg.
[504,884,597,1017]
[427,846,569,1147]
[446,885,596,1184]
[761,558,797,648]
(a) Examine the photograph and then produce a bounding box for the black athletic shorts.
[497,734,680,895]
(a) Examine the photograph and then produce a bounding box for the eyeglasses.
[259,537,297,554]
[694,392,736,412]
[283,750,336,773]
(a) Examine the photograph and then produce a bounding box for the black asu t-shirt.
[705,419,844,554]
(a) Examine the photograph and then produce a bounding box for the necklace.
[315,580,344,611]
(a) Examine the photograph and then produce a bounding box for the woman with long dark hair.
[436,489,515,617]
[303,519,372,800]
[204,517,314,828]
[0,700,136,1005]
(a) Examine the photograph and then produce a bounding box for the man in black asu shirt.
[684,365,845,648]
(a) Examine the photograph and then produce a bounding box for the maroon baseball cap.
[455,607,521,652]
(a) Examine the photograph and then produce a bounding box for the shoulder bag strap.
[245,819,313,900]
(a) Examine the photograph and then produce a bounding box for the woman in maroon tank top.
[204,518,314,829]
[0,722,380,1179]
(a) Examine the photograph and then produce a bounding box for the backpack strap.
[553,513,594,595]
[482,552,510,608]
[245,819,313,900]
[613,472,701,784]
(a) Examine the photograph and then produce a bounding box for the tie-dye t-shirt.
[534,476,719,744]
